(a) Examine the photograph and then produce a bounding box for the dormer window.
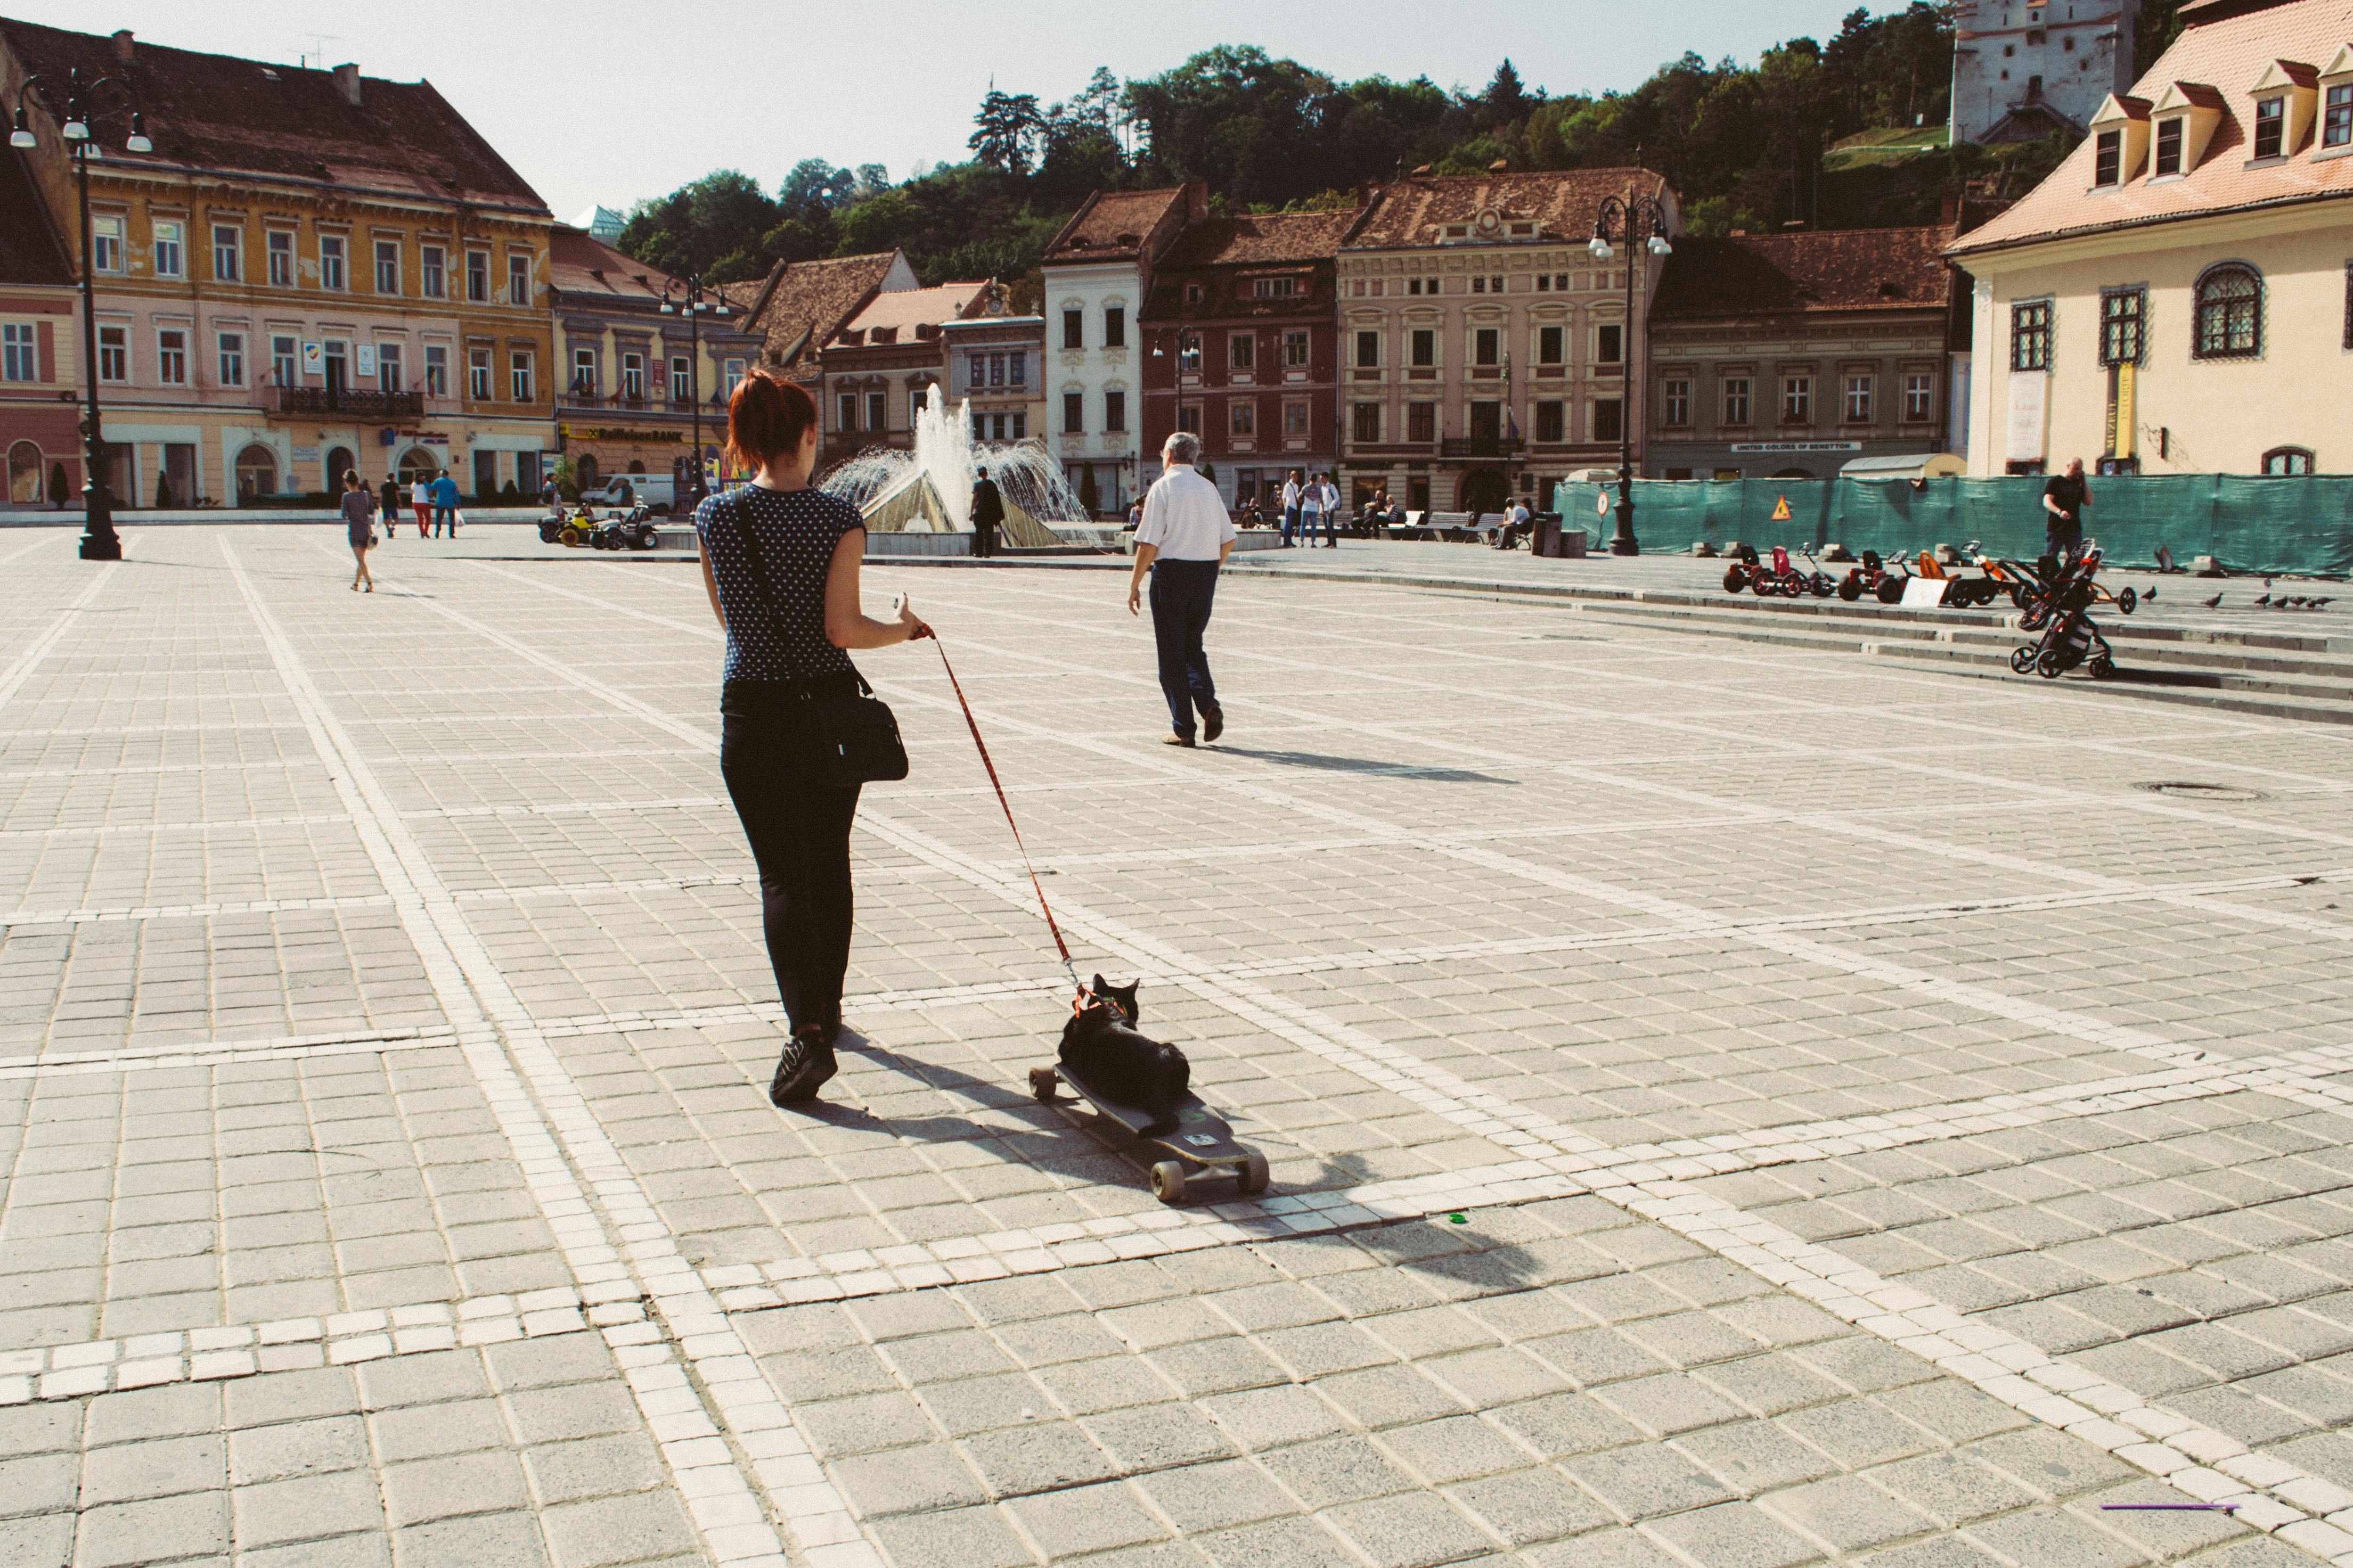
[2154,117,2185,175]
[2254,96,2286,159]
[2095,128,2122,185]
[2330,82,2353,147]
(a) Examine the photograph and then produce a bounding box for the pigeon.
[2201,593,2224,609]
[2144,585,2156,602]
[2312,597,2333,610]
[2254,594,2272,606]
[2265,576,2275,588]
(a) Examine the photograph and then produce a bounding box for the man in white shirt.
[1127,431,1238,746]
[1496,496,1533,551]
[1279,469,1303,548]
[1304,471,1341,548]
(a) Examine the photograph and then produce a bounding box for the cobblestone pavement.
[5,523,2353,1568]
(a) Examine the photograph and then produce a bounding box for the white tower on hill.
[1951,0,2141,145]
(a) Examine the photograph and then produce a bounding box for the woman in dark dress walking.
[340,469,377,591]
[696,372,929,1105]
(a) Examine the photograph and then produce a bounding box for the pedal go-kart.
[1722,544,1832,598]
[590,506,662,551]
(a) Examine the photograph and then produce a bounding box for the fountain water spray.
[821,393,1090,542]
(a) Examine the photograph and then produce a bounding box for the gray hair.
[1164,431,1203,465]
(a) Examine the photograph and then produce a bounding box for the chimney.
[332,63,362,106]
[110,29,133,63]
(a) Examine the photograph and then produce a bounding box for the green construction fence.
[1548,476,2353,578]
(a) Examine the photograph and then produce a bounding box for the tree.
[1078,464,1100,516]
[2136,1,2186,76]
[970,88,1045,175]
[154,471,173,509]
[1484,60,1532,127]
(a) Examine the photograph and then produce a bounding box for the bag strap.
[723,496,870,696]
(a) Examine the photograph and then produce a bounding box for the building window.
[213,225,242,282]
[1407,402,1435,441]
[217,331,244,387]
[157,328,186,385]
[1063,391,1083,433]
[322,341,347,392]
[1103,307,1125,348]
[1284,400,1308,436]
[622,352,643,400]
[1103,390,1126,431]
[2262,446,2314,475]
[468,348,491,399]
[1009,351,1026,387]
[271,335,297,387]
[267,231,293,286]
[1229,332,1254,371]
[2011,299,2053,370]
[463,251,488,302]
[2253,96,2286,160]
[1592,398,1623,442]
[1176,331,1201,373]
[424,344,448,398]
[1176,403,1202,435]
[1534,401,1564,442]
[2094,129,2121,187]
[867,389,887,430]
[2329,83,2353,149]
[509,350,533,402]
[1596,324,1623,365]
[1780,374,1812,424]
[1230,400,1255,437]
[2099,286,2146,366]
[1252,276,1299,298]
[1410,329,1435,367]
[2154,117,2184,175]
[2193,263,2261,359]
[153,220,183,278]
[1538,326,1564,365]
[319,234,345,291]
[1903,372,1933,422]
[1722,376,1751,426]
[376,342,402,394]
[1351,403,1380,442]
[99,325,127,381]
[375,240,400,294]
[1355,330,1379,368]
[1471,276,1486,294]
[0,322,30,382]
[1662,377,1690,426]
[723,357,745,395]
[1061,309,1083,350]
[1184,282,1203,305]
[508,254,532,306]
[671,356,691,402]
[1284,331,1309,368]
[93,215,124,273]
[421,245,445,298]
[571,348,597,396]
[1474,329,1499,366]
[838,391,859,430]
[1843,375,1874,423]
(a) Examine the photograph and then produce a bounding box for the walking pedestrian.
[695,370,930,1106]
[377,473,401,538]
[2042,456,2089,565]
[429,469,460,537]
[1280,468,1303,547]
[969,465,1003,560]
[1125,431,1236,748]
[341,468,377,592]
[410,473,432,537]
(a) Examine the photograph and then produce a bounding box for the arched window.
[2193,263,2262,359]
[625,458,645,474]
[233,444,277,503]
[324,446,356,491]
[7,440,41,505]
[2261,446,2314,476]
[394,447,437,488]
[575,454,599,488]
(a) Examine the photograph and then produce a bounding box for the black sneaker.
[769,1028,838,1105]
[1200,702,1224,743]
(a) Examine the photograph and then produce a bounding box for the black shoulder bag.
[726,501,909,787]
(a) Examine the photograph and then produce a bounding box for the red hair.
[726,371,818,473]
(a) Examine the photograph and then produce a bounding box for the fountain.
[820,393,1089,548]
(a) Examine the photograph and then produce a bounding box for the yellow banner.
[2114,362,2135,459]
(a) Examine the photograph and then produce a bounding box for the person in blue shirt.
[428,471,461,536]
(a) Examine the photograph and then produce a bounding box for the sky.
[9,1,1893,220]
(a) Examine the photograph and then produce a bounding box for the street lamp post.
[10,68,153,561]
[1588,188,1673,557]
[658,273,728,505]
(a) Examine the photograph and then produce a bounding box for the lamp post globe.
[1589,187,1673,557]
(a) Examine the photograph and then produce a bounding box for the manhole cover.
[2135,781,2268,802]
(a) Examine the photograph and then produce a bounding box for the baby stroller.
[2008,544,2118,680]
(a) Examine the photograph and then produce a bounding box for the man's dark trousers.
[1149,558,1220,738]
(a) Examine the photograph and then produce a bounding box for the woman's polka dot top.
[696,484,864,686]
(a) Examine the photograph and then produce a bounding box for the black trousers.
[720,681,863,1035]
[973,519,998,559]
[1149,557,1220,737]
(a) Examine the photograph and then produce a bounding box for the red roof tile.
[1043,186,1196,264]
[1654,227,1957,318]
[722,251,904,370]
[550,227,680,305]
[1156,209,1359,269]
[1342,169,1671,250]
[0,18,547,212]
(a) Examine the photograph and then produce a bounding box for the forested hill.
[619,2,2189,298]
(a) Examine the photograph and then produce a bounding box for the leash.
[927,635,1084,998]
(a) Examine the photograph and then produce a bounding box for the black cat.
[1059,974,1189,1131]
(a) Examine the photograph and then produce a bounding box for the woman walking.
[410,473,432,537]
[341,469,377,591]
[697,371,928,1106]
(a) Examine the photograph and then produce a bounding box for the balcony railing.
[1440,436,1524,458]
[274,385,423,418]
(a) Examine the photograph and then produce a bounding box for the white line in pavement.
[0,567,107,715]
[0,812,354,842]
[221,536,834,1568]
[0,1022,457,1080]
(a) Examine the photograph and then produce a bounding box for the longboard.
[1030,1060,1270,1204]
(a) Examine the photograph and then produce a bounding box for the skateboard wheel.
[1149,1161,1186,1204]
[1237,1150,1270,1196]
[1028,1067,1058,1102]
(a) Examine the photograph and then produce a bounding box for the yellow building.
[0,21,558,505]
[1950,0,2353,477]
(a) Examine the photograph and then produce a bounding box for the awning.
[1840,453,1967,480]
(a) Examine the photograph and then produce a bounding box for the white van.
[581,474,680,514]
